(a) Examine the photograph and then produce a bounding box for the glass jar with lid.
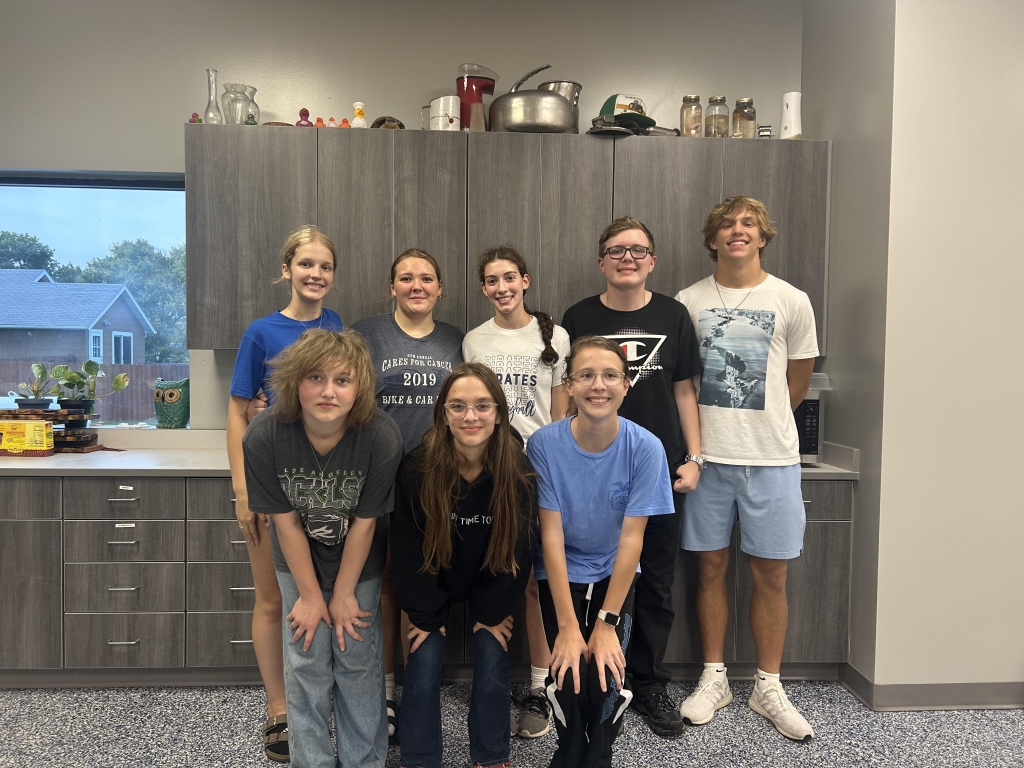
[680,95,702,137]
[705,96,729,138]
[732,98,756,139]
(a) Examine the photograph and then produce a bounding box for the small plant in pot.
[51,361,130,414]
[15,363,62,408]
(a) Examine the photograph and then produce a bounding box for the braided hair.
[478,246,559,366]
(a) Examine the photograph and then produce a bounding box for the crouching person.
[526,336,675,768]
[242,329,404,768]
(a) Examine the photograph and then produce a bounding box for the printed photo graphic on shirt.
[478,353,540,418]
[277,468,366,545]
[605,331,666,385]
[609,480,631,512]
[696,309,776,410]
[379,354,455,407]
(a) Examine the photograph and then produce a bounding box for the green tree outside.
[0,231,58,272]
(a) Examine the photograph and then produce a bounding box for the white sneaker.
[748,679,814,742]
[679,668,733,725]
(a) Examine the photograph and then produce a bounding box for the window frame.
[89,329,103,363]
[112,332,133,364]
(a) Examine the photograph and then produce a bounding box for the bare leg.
[694,548,730,662]
[525,569,551,670]
[747,556,788,674]
[246,522,286,718]
[381,549,399,676]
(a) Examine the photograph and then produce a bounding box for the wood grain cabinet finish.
[65,613,185,668]
[64,520,185,562]
[187,563,256,611]
[0,520,62,669]
[185,124,318,349]
[186,478,236,520]
[64,563,185,613]
[0,478,61,519]
[187,612,257,667]
[801,480,853,521]
[187,520,250,562]
[63,478,185,520]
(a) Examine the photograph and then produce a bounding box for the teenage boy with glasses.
[560,217,704,739]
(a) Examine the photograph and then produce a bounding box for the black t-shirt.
[561,292,702,470]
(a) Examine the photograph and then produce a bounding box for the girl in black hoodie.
[392,362,536,768]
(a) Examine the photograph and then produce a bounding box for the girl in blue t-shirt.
[226,225,343,762]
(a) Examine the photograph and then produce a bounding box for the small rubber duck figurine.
[189,112,202,124]
[327,117,339,128]
[313,117,326,128]
[352,102,367,128]
[295,108,314,127]
[340,118,351,128]
[244,113,257,125]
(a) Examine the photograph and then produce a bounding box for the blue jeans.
[277,571,387,768]
[400,627,511,768]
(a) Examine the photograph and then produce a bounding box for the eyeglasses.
[443,402,499,417]
[566,371,627,385]
[602,245,652,260]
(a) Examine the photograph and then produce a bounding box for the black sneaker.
[387,698,399,746]
[632,690,684,738]
[516,690,552,738]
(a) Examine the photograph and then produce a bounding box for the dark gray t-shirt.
[242,408,404,590]
[351,313,464,454]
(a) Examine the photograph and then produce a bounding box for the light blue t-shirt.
[527,417,674,583]
[229,309,344,402]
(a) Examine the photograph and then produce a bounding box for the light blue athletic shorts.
[682,462,805,559]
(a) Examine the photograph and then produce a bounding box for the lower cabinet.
[65,613,185,668]
[0,519,62,669]
[187,612,257,666]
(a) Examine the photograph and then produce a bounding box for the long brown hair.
[417,362,533,576]
[478,246,559,365]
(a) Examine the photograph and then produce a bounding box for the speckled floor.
[1,681,1021,767]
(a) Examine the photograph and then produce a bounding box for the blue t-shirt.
[527,417,674,583]
[229,309,344,401]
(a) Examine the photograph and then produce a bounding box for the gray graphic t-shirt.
[351,313,464,453]
[243,408,404,590]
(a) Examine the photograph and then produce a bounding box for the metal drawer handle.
[230,497,237,502]
[802,500,812,504]
[230,586,255,591]
[229,639,254,644]
[107,586,139,592]
[107,639,140,646]
[230,540,247,545]
[107,498,139,502]
[107,540,139,545]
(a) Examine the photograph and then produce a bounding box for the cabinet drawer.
[0,478,61,520]
[187,520,250,562]
[63,477,185,519]
[65,563,185,612]
[65,613,184,668]
[187,612,258,666]
[64,520,185,562]
[187,563,256,610]
[187,478,236,520]
[800,481,853,521]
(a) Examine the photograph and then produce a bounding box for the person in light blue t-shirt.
[527,335,673,768]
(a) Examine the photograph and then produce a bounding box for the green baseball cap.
[599,94,656,128]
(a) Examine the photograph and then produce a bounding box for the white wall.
[875,0,1024,685]
[0,0,803,173]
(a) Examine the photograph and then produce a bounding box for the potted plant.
[51,361,130,414]
[15,363,62,408]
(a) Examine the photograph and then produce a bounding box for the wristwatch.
[685,454,708,472]
[597,609,620,627]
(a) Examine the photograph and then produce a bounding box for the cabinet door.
[722,140,831,351]
[185,124,318,349]
[0,520,62,669]
[64,520,185,562]
[187,612,258,667]
[0,478,61,519]
[613,137,724,299]
[317,129,395,327]
[64,563,185,612]
[394,130,468,331]
[63,477,185,520]
[186,478,235,520]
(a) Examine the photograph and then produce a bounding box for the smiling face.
[564,346,630,422]
[482,259,531,319]
[283,242,335,304]
[710,207,767,264]
[598,228,656,290]
[391,257,441,319]
[298,362,357,430]
[444,374,499,455]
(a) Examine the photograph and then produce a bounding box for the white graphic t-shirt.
[462,316,571,441]
[675,275,818,465]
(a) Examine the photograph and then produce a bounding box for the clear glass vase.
[222,83,250,125]
[244,85,260,124]
[204,68,223,124]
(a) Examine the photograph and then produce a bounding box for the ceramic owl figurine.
[154,377,190,429]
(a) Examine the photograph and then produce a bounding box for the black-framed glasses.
[444,402,499,417]
[602,245,652,260]
[566,371,627,385]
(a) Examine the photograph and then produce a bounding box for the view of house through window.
[0,183,188,424]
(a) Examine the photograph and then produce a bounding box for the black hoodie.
[391,444,537,632]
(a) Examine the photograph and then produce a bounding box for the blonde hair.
[701,197,777,261]
[267,330,377,429]
[273,225,338,284]
[598,216,656,257]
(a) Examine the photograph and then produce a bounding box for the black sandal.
[262,714,289,763]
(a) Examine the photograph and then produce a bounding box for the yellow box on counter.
[0,419,54,456]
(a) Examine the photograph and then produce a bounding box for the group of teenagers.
[226,195,820,768]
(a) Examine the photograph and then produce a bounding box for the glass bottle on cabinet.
[732,98,756,138]
[705,96,729,138]
[203,68,223,124]
[680,95,702,137]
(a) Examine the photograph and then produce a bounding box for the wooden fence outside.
[0,359,190,423]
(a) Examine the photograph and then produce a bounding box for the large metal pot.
[538,79,582,131]
[489,65,577,134]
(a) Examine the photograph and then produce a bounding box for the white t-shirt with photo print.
[675,274,818,465]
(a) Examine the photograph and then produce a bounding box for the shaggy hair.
[701,196,777,261]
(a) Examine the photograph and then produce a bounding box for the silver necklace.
[715,270,766,317]
[284,307,324,330]
[306,434,339,479]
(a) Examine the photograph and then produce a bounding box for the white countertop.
[0,449,231,476]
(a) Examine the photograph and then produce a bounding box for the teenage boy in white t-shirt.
[675,197,818,742]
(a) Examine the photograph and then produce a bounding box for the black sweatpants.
[538,575,637,768]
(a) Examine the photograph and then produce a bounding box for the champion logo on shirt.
[605,332,666,385]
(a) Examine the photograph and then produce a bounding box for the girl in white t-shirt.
[462,246,571,738]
